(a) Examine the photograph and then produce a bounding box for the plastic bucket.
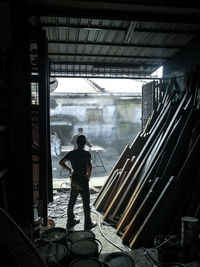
[38,242,67,265]
[104,252,135,267]
[181,216,199,244]
[69,230,95,242]
[69,238,102,262]
[41,227,67,245]
[154,235,179,264]
[69,257,103,267]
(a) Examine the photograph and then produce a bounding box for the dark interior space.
[1,1,200,266]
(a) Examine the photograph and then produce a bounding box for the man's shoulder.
[84,150,91,157]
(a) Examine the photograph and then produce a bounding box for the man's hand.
[84,174,90,181]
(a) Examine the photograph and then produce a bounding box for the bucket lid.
[70,258,101,267]
[70,230,95,242]
[71,239,98,255]
[41,227,66,242]
[38,243,67,262]
[105,252,135,267]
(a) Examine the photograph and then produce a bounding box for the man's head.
[78,127,83,133]
[76,134,86,148]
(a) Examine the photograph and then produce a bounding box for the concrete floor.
[50,143,200,266]
[47,189,155,266]
[47,188,200,267]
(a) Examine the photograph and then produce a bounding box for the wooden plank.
[121,177,160,244]
[117,114,183,235]
[142,133,200,248]
[94,131,144,211]
[129,176,175,249]
[94,169,120,211]
[102,158,132,212]
[93,144,130,209]
[104,93,188,222]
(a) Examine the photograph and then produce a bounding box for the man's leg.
[80,184,91,226]
[67,184,79,225]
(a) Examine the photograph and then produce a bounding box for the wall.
[50,94,141,153]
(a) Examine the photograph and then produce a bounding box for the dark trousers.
[67,180,91,225]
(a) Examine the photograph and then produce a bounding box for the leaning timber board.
[108,106,180,221]
[117,114,183,235]
[95,132,146,211]
[94,169,120,211]
[129,176,175,249]
[142,133,200,247]
[104,93,188,222]
[102,99,172,221]
[94,144,130,209]
[102,158,133,212]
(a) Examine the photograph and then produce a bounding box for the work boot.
[66,219,80,229]
[84,221,97,230]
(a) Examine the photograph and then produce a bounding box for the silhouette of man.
[59,135,96,230]
[70,127,92,150]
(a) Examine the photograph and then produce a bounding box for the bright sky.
[53,67,163,94]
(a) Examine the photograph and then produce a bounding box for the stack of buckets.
[36,227,103,267]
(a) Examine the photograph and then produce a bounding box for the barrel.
[69,238,102,262]
[69,257,102,267]
[38,243,67,265]
[41,227,67,245]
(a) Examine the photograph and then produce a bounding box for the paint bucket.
[181,217,199,262]
[69,230,95,242]
[38,242,67,265]
[181,216,198,244]
[69,257,103,267]
[104,252,135,267]
[48,264,65,267]
[69,238,102,262]
[154,235,179,265]
[41,227,67,245]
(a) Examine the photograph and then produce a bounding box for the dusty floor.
[47,189,200,267]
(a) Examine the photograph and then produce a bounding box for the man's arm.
[59,157,72,173]
[87,164,92,180]
[86,154,92,180]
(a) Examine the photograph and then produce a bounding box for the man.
[59,135,96,230]
[71,127,92,150]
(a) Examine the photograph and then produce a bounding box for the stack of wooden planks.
[94,66,200,249]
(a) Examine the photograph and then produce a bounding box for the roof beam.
[48,52,169,61]
[48,40,181,49]
[50,70,158,79]
[42,22,200,36]
[51,61,161,68]
[51,74,159,80]
[124,21,138,43]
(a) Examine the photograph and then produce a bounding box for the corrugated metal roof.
[27,1,200,79]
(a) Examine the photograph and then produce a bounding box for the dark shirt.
[63,148,92,183]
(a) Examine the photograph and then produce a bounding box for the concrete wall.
[50,94,141,153]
